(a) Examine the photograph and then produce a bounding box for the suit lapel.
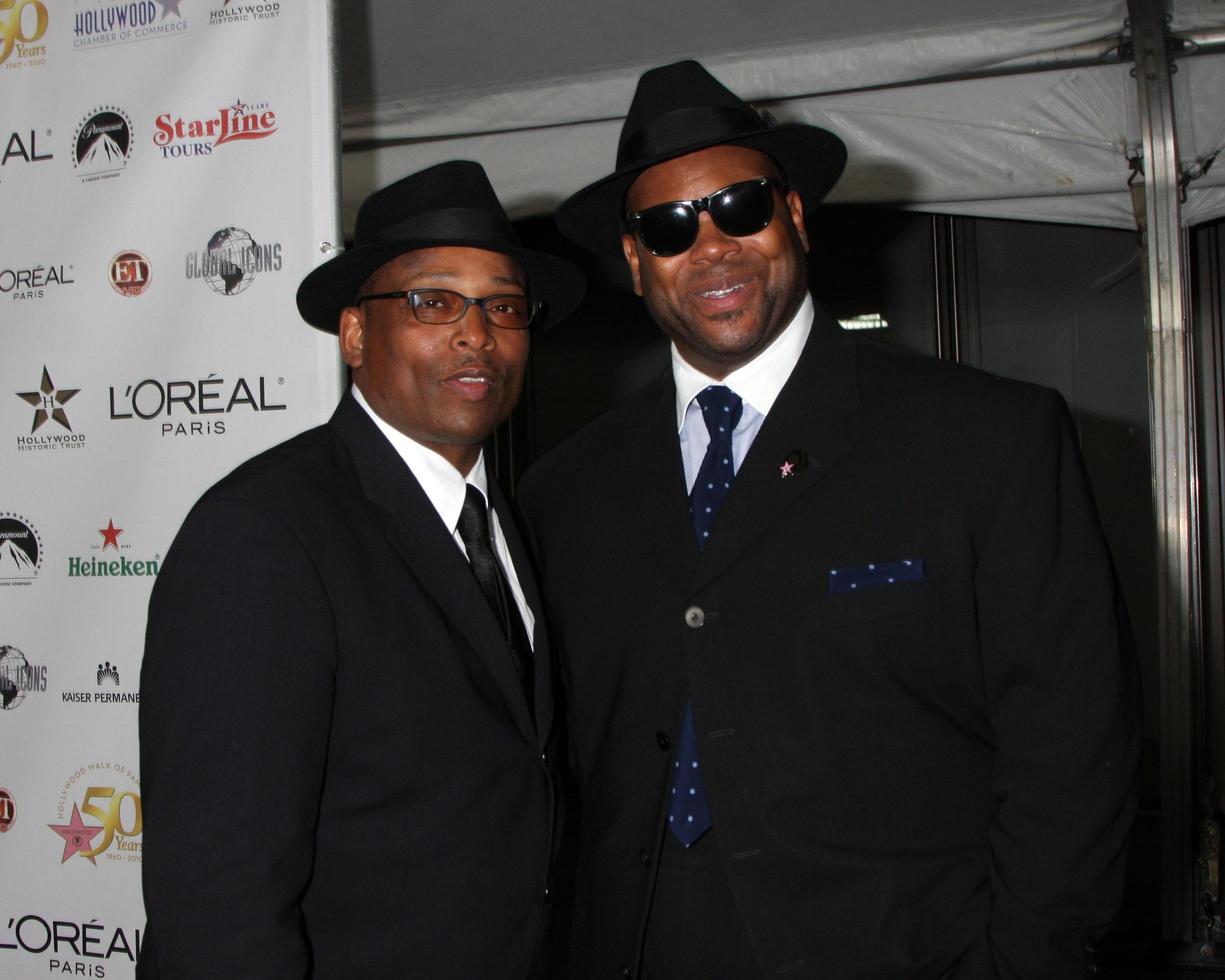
[330,395,537,744]
[692,313,861,594]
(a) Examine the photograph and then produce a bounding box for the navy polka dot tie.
[669,385,742,846]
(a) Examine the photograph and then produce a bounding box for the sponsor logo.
[61,658,141,705]
[0,514,41,582]
[73,0,187,49]
[0,645,47,708]
[0,0,48,68]
[1,262,74,302]
[0,787,14,832]
[15,367,87,453]
[210,0,279,24]
[1,129,52,180]
[186,226,282,295]
[66,519,160,580]
[108,249,150,297]
[0,913,141,974]
[72,106,132,181]
[153,97,277,159]
[108,372,286,436]
[48,763,142,866]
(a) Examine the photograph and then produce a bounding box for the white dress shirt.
[674,292,814,491]
[351,385,535,647]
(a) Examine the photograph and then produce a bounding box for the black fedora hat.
[297,159,585,332]
[556,60,847,257]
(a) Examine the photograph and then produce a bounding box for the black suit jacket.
[518,311,1140,979]
[139,394,559,979]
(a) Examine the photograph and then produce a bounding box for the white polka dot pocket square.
[827,559,924,596]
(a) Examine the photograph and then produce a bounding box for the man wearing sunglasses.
[518,61,1138,979]
[139,161,584,978]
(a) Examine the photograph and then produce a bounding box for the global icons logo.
[0,513,41,582]
[72,106,132,181]
[67,518,160,579]
[0,0,48,68]
[153,98,277,159]
[109,249,150,297]
[210,0,279,25]
[74,0,187,49]
[108,372,287,436]
[48,763,142,866]
[0,644,47,708]
[1,261,73,301]
[186,226,282,296]
[0,787,14,832]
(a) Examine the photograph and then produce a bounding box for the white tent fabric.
[338,0,1225,231]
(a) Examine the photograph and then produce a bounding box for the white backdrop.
[0,2,340,975]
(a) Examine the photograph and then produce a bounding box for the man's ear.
[338,306,364,369]
[621,232,644,297]
[785,189,809,253]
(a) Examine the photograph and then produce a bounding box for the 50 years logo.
[47,763,142,866]
[0,0,48,68]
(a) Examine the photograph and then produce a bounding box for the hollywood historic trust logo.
[48,762,142,866]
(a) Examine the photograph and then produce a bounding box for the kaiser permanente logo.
[67,518,159,579]
[153,98,277,159]
[73,0,187,49]
[15,366,87,452]
[61,659,140,705]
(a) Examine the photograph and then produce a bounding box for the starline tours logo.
[66,518,160,580]
[73,0,188,49]
[72,106,132,181]
[186,226,283,295]
[0,514,42,583]
[0,912,142,975]
[210,0,279,25]
[15,367,87,453]
[0,0,48,69]
[109,371,286,436]
[109,249,150,296]
[0,644,47,709]
[48,762,142,868]
[62,657,141,706]
[0,787,15,832]
[2,260,74,302]
[153,97,277,159]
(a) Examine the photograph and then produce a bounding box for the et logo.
[109,250,151,297]
[0,0,48,67]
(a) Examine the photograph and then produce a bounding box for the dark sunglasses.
[624,177,784,257]
[355,288,539,330]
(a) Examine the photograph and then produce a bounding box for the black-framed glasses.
[355,288,540,330]
[624,177,784,257]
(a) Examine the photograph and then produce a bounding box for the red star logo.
[99,519,124,551]
[779,460,796,478]
[47,803,104,865]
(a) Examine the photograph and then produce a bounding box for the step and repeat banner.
[1,2,341,976]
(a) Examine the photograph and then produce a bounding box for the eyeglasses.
[624,177,783,257]
[355,288,540,330]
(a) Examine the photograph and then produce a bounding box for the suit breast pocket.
[818,576,934,629]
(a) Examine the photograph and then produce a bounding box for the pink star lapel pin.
[779,450,809,479]
[780,460,795,478]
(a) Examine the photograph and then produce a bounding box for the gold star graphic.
[16,367,79,434]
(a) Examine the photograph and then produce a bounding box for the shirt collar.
[672,292,813,431]
[350,385,489,534]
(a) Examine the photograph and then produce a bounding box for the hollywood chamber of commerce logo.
[109,370,286,436]
[62,657,141,705]
[186,226,282,296]
[72,106,132,181]
[0,0,48,69]
[109,249,151,296]
[14,366,86,453]
[73,0,187,50]
[153,97,277,159]
[0,787,15,832]
[210,0,279,26]
[1,260,73,302]
[0,644,47,709]
[0,513,42,583]
[47,762,142,866]
[66,517,160,580]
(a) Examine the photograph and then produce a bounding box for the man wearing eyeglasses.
[139,161,583,979]
[518,61,1139,979]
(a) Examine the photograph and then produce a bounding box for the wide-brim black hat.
[298,160,585,332]
[556,60,847,257]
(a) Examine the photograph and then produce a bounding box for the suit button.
[684,606,704,628]
[639,848,651,866]
[656,731,670,751]
[620,964,631,978]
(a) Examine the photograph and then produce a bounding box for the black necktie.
[456,484,534,714]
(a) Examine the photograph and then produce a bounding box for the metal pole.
[1127,0,1204,943]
